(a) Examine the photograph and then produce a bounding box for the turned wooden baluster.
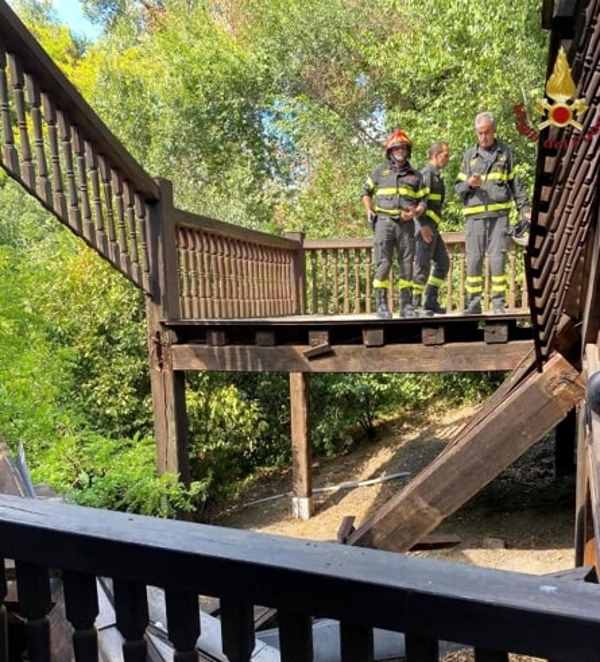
[188,230,200,319]
[134,194,150,291]
[8,54,34,187]
[446,250,454,313]
[310,250,318,314]
[57,110,82,233]
[365,248,372,313]
[354,249,361,313]
[257,246,267,317]
[343,250,350,314]
[458,249,465,312]
[85,141,107,253]
[247,242,258,317]
[264,247,273,316]
[124,181,140,277]
[340,623,373,662]
[114,580,148,662]
[72,127,95,245]
[483,255,491,312]
[332,249,340,314]
[24,74,52,204]
[112,170,130,271]
[41,93,67,219]
[508,247,516,309]
[179,229,192,318]
[14,561,52,662]
[165,590,200,662]
[201,232,213,318]
[98,155,119,264]
[207,234,220,317]
[0,559,8,662]
[0,46,19,174]
[63,570,100,662]
[240,242,251,318]
[279,610,313,661]
[220,599,254,662]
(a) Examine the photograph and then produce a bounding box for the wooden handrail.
[1,494,600,660]
[173,208,300,251]
[304,232,467,250]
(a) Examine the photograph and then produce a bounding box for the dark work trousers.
[373,216,415,307]
[414,219,450,305]
[465,215,509,307]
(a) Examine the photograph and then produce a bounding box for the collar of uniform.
[387,158,415,175]
[474,140,504,159]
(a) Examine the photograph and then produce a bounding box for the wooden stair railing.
[2,494,600,661]
[0,0,158,294]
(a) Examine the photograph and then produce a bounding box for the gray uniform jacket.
[454,142,530,221]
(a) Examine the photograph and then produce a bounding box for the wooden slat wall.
[0,1,157,294]
[528,0,600,364]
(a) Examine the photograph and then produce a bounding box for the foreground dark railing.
[1,495,600,661]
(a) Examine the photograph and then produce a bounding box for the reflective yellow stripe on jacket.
[463,202,513,216]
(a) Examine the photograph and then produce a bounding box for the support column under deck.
[290,372,313,520]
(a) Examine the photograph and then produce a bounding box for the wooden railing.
[304,234,528,316]
[1,495,600,661]
[172,229,528,321]
[0,0,158,294]
[174,210,303,319]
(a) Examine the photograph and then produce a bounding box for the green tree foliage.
[0,0,546,515]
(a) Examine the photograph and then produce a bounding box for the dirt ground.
[216,404,575,576]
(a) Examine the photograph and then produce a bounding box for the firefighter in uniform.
[455,112,531,314]
[413,142,451,316]
[362,129,427,319]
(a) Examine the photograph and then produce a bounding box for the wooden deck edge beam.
[170,341,533,373]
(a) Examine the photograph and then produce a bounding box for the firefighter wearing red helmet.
[362,129,428,318]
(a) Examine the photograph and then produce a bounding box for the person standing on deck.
[413,142,451,316]
[362,129,428,319]
[455,112,531,314]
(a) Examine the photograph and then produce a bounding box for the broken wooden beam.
[348,352,585,552]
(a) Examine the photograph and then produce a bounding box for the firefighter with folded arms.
[413,141,451,316]
[362,129,428,319]
[455,112,531,315]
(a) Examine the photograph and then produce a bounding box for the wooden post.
[146,178,190,483]
[555,407,576,478]
[284,231,306,314]
[289,372,313,520]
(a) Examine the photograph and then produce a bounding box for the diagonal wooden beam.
[349,352,585,551]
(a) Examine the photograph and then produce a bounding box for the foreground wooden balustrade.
[1,494,600,661]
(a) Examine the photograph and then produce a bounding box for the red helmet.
[385,129,412,154]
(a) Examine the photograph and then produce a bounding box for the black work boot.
[423,286,445,316]
[492,297,507,314]
[464,294,482,315]
[375,288,392,319]
[399,290,416,318]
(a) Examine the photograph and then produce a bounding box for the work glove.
[510,214,531,248]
